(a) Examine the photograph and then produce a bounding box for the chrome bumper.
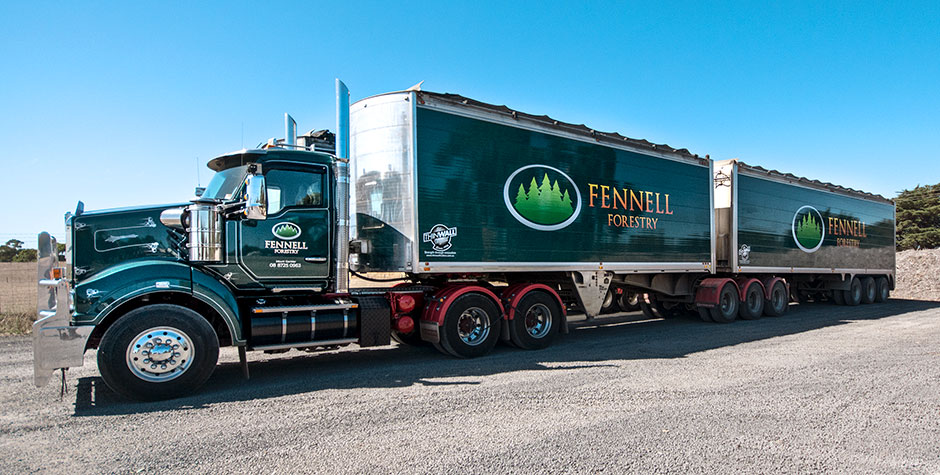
[34,232,91,388]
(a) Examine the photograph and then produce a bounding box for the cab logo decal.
[272,222,302,240]
[503,164,582,231]
[792,206,824,253]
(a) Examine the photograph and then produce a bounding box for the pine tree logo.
[272,222,302,240]
[503,164,582,231]
[791,206,824,252]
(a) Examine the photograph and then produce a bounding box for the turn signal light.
[51,268,64,279]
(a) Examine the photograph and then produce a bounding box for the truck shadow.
[72,298,940,416]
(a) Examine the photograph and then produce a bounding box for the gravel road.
[2,299,940,474]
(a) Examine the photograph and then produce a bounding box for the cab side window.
[265,168,325,214]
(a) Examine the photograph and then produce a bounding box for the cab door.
[237,163,332,281]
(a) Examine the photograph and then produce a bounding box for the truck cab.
[33,143,395,400]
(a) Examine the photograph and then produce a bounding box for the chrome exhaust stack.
[334,79,350,294]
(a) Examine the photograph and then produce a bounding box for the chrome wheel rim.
[457,307,490,346]
[524,303,552,338]
[126,326,194,382]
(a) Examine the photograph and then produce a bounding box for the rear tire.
[391,329,426,346]
[860,277,876,304]
[764,281,789,316]
[710,283,739,323]
[600,289,620,314]
[97,304,219,401]
[437,293,500,358]
[509,291,561,350]
[875,277,890,302]
[617,291,641,312]
[832,288,845,305]
[739,282,764,320]
[843,277,862,306]
[697,306,713,322]
[639,294,659,319]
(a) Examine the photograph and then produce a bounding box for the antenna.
[195,156,201,186]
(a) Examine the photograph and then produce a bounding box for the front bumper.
[34,276,92,388]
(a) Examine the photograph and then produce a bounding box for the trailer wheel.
[639,294,659,319]
[97,304,219,401]
[832,288,845,305]
[739,282,764,320]
[764,281,789,317]
[860,277,876,304]
[875,277,890,302]
[618,291,641,312]
[438,293,500,358]
[600,289,620,314]
[709,283,739,323]
[509,291,560,350]
[696,306,713,322]
[843,277,862,306]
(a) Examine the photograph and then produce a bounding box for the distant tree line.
[0,239,66,262]
[895,183,940,250]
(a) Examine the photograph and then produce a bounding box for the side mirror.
[244,174,267,220]
[194,186,205,197]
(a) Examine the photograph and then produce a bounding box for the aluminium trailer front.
[349,90,716,279]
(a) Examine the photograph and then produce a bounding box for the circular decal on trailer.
[503,164,582,231]
[272,222,302,241]
[792,205,825,253]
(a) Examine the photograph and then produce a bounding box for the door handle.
[305,256,328,263]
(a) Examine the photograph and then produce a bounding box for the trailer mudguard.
[733,277,765,301]
[694,277,739,308]
[192,268,244,344]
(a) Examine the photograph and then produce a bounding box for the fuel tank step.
[249,303,359,348]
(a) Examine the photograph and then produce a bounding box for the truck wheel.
[639,294,659,319]
[618,291,641,312]
[391,329,426,346]
[764,281,789,316]
[600,289,620,314]
[860,277,876,304]
[842,277,862,307]
[739,282,764,320]
[875,277,890,302]
[832,288,845,305]
[438,293,500,358]
[509,291,560,350]
[709,283,739,323]
[696,307,713,322]
[843,277,862,306]
[97,304,219,401]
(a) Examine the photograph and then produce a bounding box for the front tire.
[97,304,219,401]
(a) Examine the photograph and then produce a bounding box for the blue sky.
[1,1,938,247]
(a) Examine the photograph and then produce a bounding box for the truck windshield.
[202,165,248,200]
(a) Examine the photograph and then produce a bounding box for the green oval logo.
[503,164,582,231]
[272,222,302,240]
[792,205,824,252]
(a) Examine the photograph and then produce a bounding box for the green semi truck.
[34,81,896,400]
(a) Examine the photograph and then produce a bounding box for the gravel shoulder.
[2,299,939,473]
